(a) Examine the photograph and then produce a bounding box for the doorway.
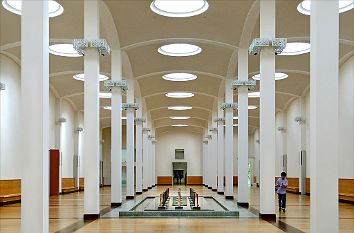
[172,162,187,185]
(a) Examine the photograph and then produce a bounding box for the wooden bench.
[61,178,78,194]
[0,179,21,205]
[79,178,84,191]
[339,179,354,203]
[275,177,300,194]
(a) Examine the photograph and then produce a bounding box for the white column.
[148,123,153,188]
[152,128,156,186]
[237,48,249,207]
[126,80,135,199]
[83,0,100,219]
[206,124,212,189]
[135,98,143,194]
[299,97,306,195]
[142,119,149,191]
[259,0,276,219]
[310,1,339,232]
[202,138,207,186]
[110,49,123,206]
[211,113,218,191]
[203,129,210,187]
[217,98,224,194]
[21,1,49,232]
[224,79,234,199]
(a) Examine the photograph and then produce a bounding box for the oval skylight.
[172,124,189,127]
[248,92,260,98]
[103,106,112,110]
[252,72,288,81]
[2,0,64,17]
[297,0,353,15]
[168,106,193,111]
[165,92,194,98]
[99,92,112,99]
[73,73,109,82]
[150,0,209,17]
[49,44,81,57]
[163,73,197,82]
[248,105,258,110]
[158,43,202,57]
[280,42,310,56]
[170,116,191,120]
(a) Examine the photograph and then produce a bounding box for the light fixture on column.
[249,38,287,55]
[158,43,202,57]
[73,39,110,56]
[56,117,66,124]
[162,73,197,82]
[148,135,155,140]
[256,139,260,143]
[297,0,353,15]
[104,80,128,91]
[73,73,109,82]
[232,80,257,91]
[122,103,139,111]
[75,127,84,133]
[220,103,238,110]
[0,82,5,91]
[150,0,209,17]
[209,127,218,132]
[203,139,209,144]
[251,72,288,81]
[2,0,64,17]
[49,44,81,57]
[135,117,146,123]
[277,126,287,133]
[295,116,305,125]
[165,92,194,98]
[279,42,311,56]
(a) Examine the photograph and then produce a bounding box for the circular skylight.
[172,124,189,127]
[165,92,194,98]
[170,116,191,120]
[49,44,81,57]
[168,106,193,111]
[99,92,112,99]
[73,73,109,82]
[233,116,238,120]
[158,43,202,57]
[103,106,112,110]
[280,42,310,56]
[163,73,197,82]
[248,92,260,98]
[252,72,288,81]
[297,0,353,15]
[223,124,238,127]
[248,105,258,110]
[150,0,209,17]
[2,0,64,17]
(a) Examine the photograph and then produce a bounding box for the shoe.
[282,208,286,212]
[279,208,282,211]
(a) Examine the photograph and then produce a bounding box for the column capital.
[104,80,128,91]
[122,103,139,110]
[220,103,237,110]
[249,38,287,55]
[73,38,111,56]
[232,80,256,91]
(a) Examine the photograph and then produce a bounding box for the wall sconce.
[0,82,5,91]
[75,127,83,133]
[295,116,305,125]
[100,139,105,144]
[256,139,260,143]
[56,117,66,124]
[277,126,286,133]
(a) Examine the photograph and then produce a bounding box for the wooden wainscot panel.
[338,178,354,203]
[0,179,21,205]
[187,176,203,185]
[61,178,78,194]
[157,176,172,185]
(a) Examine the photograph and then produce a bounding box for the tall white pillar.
[202,138,207,186]
[110,49,123,206]
[151,128,156,186]
[204,129,210,187]
[224,79,234,199]
[210,115,218,191]
[142,119,149,191]
[21,1,49,232]
[147,124,154,188]
[299,97,306,195]
[259,0,276,220]
[310,1,339,232]
[82,0,101,220]
[135,98,143,194]
[217,98,225,194]
[206,123,213,189]
[126,80,135,199]
[237,48,250,207]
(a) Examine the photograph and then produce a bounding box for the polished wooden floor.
[0,186,353,233]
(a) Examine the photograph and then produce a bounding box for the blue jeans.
[278,193,286,209]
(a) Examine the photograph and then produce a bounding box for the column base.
[212,189,217,192]
[143,189,148,192]
[225,196,234,200]
[148,187,152,189]
[136,192,143,195]
[152,185,156,187]
[208,187,212,189]
[111,203,122,207]
[237,202,249,208]
[259,213,276,222]
[126,196,135,200]
[217,191,224,195]
[83,214,100,221]
[203,184,207,187]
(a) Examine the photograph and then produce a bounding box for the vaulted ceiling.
[1,0,353,133]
